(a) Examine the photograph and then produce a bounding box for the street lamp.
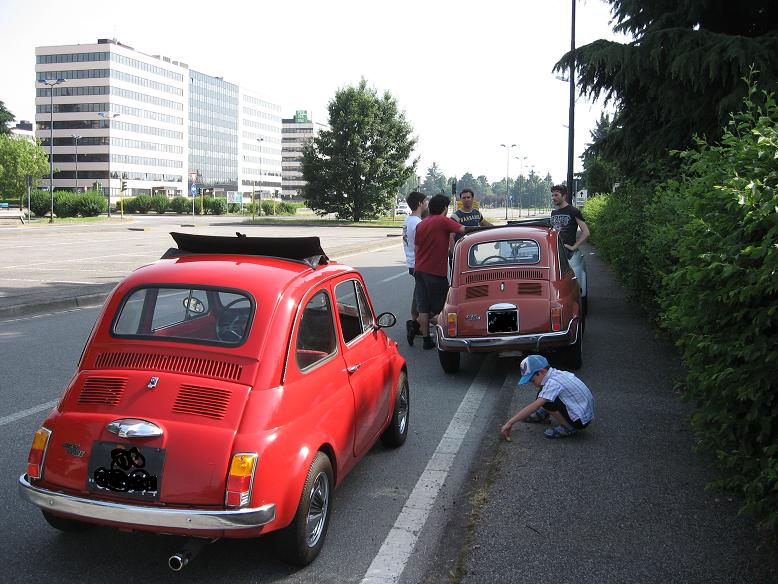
[567,0,576,203]
[514,156,528,215]
[71,134,81,192]
[98,112,120,216]
[499,143,516,220]
[39,78,66,222]
[257,137,265,211]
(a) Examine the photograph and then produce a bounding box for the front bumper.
[18,474,275,531]
[435,316,579,353]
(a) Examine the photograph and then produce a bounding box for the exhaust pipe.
[168,537,218,571]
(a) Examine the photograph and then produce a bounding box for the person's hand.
[564,243,576,251]
[500,423,512,439]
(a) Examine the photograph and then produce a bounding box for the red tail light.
[551,307,562,332]
[27,427,52,480]
[225,453,257,508]
[447,313,457,337]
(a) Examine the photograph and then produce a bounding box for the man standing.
[549,185,589,257]
[414,194,466,349]
[403,191,428,345]
[449,188,491,255]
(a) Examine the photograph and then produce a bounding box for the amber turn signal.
[27,427,52,480]
[447,313,457,337]
[225,453,257,508]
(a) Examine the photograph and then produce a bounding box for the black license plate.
[87,441,165,501]
[488,310,518,333]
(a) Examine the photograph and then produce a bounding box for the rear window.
[113,286,254,346]
[468,239,540,267]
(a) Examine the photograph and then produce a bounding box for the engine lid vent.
[517,282,543,296]
[465,285,489,299]
[78,377,127,406]
[95,352,243,382]
[465,268,546,284]
[172,384,230,420]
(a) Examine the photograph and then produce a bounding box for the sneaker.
[422,336,435,350]
[544,425,577,439]
[406,320,418,345]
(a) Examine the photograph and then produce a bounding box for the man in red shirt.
[414,194,466,349]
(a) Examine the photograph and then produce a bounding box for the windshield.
[468,239,540,267]
[113,286,254,346]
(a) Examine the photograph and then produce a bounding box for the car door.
[333,277,392,457]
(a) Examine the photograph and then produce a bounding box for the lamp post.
[567,0,576,203]
[98,112,120,217]
[71,134,81,192]
[514,155,527,215]
[499,143,516,220]
[256,137,264,214]
[39,78,66,222]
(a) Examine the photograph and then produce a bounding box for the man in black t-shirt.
[549,185,589,255]
[449,189,492,254]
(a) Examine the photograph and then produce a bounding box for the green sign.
[294,110,308,123]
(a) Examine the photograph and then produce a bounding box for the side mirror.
[375,312,397,329]
[183,296,205,314]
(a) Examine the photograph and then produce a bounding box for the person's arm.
[480,218,493,227]
[500,397,547,438]
[448,232,456,255]
[565,217,590,251]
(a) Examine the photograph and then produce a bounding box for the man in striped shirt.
[500,355,595,439]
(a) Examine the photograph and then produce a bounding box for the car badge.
[62,442,86,458]
[500,282,505,291]
[147,376,159,389]
[465,314,481,321]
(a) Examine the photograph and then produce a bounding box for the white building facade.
[35,39,189,200]
[281,110,327,198]
[238,89,283,200]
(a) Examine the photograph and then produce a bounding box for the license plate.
[87,441,165,501]
[488,310,518,333]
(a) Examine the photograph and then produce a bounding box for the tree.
[0,101,14,135]
[0,135,49,202]
[420,162,448,196]
[301,80,417,221]
[556,0,778,178]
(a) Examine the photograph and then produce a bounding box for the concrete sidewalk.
[425,245,777,584]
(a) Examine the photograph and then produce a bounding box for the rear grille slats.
[78,377,127,405]
[465,285,489,299]
[465,269,545,283]
[95,352,243,382]
[517,283,543,296]
[172,385,230,420]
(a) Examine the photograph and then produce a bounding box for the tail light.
[447,313,457,337]
[225,453,257,508]
[551,307,562,332]
[27,427,52,480]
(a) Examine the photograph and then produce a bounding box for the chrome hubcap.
[397,383,409,435]
[305,471,329,547]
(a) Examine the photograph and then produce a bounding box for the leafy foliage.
[0,100,14,134]
[150,194,169,214]
[74,191,107,216]
[204,197,228,215]
[302,80,417,221]
[170,196,190,214]
[0,135,49,201]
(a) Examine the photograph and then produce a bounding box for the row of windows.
[190,72,238,95]
[52,153,182,167]
[190,124,238,136]
[51,170,182,182]
[37,52,184,82]
[242,168,282,177]
[41,136,183,153]
[243,94,282,112]
[242,106,282,123]
[282,127,315,134]
[53,153,109,163]
[38,70,183,96]
[37,85,184,111]
[243,119,280,133]
[190,107,238,127]
[38,119,184,140]
[242,142,281,155]
[36,102,183,125]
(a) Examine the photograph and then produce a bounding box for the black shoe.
[422,336,435,350]
[406,320,417,345]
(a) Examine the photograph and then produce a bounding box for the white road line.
[1,278,100,284]
[334,242,401,261]
[0,400,59,427]
[4,251,151,270]
[378,271,408,284]
[361,359,495,584]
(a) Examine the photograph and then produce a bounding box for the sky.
[0,0,628,185]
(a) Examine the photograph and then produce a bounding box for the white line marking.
[378,271,408,284]
[334,242,401,261]
[0,400,59,427]
[360,359,494,584]
[0,304,102,325]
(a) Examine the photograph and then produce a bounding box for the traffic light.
[121,180,127,192]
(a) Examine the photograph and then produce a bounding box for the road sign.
[190,184,197,196]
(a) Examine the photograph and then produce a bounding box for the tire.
[381,372,409,448]
[438,349,460,374]
[556,323,583,370]
[42,510,93,533]
[275,452,333,566]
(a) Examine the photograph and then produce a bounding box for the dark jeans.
[543,397,589,430]
[413,271,449,315]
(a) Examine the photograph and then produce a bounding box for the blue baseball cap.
[518,354,549,385]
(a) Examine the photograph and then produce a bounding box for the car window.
[558,235,572,276]
[355,281,374,330]
[296,290,337,370]
[335,280,367,344]
[468,239,540,267]
[113,286,252,346]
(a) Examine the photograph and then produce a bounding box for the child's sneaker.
[544,425,577,439]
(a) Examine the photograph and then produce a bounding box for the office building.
[281,110,327,198]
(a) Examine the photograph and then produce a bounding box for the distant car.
[395,204,410,215]
[435,220,584,373]
[19,233,408,569]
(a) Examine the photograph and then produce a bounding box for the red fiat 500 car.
[18,233,408,568]
[435,220,583,373]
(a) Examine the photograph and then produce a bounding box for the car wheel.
[438,349,460,374]
[381,372,409,448]
[42,510,93,533]
[275,452,333,566]
[556,323,583,370]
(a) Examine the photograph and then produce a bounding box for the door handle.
[347,364,361,374]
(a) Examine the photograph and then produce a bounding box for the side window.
[335,280,365,344]
[355,281,374,330]
[296,290,337,370]
[558,236,572,276]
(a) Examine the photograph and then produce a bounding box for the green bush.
[244,202,259,216]
[277,201,297,215]
[260,200,274,216]
[150,194,169,214]
[30,191,51,216]
[170,196,189,214]
[131,194,152,214]
[121,197,137,214]
[75,190,107,216]
[205,197,228,215]
[228,203,242,214]
[53,191,79,217]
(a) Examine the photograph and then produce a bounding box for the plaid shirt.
[538,368,595,424]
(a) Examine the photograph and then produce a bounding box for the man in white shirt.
[500,355,595,439]
[403,191,428,345]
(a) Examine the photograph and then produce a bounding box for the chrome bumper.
[18,474,275,531]
[435,316,579,353]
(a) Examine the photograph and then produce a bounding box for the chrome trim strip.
[18,474,275,531]
[435,316,579,353]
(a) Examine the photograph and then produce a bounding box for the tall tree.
[0,100,15,135]
[0,135,49,201]
[301,80,417,221]
[420,162,448,196]
[556,0,778,178]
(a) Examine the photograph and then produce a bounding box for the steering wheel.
[481,255,509,265]
[217,298,251,342]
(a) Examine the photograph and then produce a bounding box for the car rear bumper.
[18,474,275,531]
[435,317,579,353]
